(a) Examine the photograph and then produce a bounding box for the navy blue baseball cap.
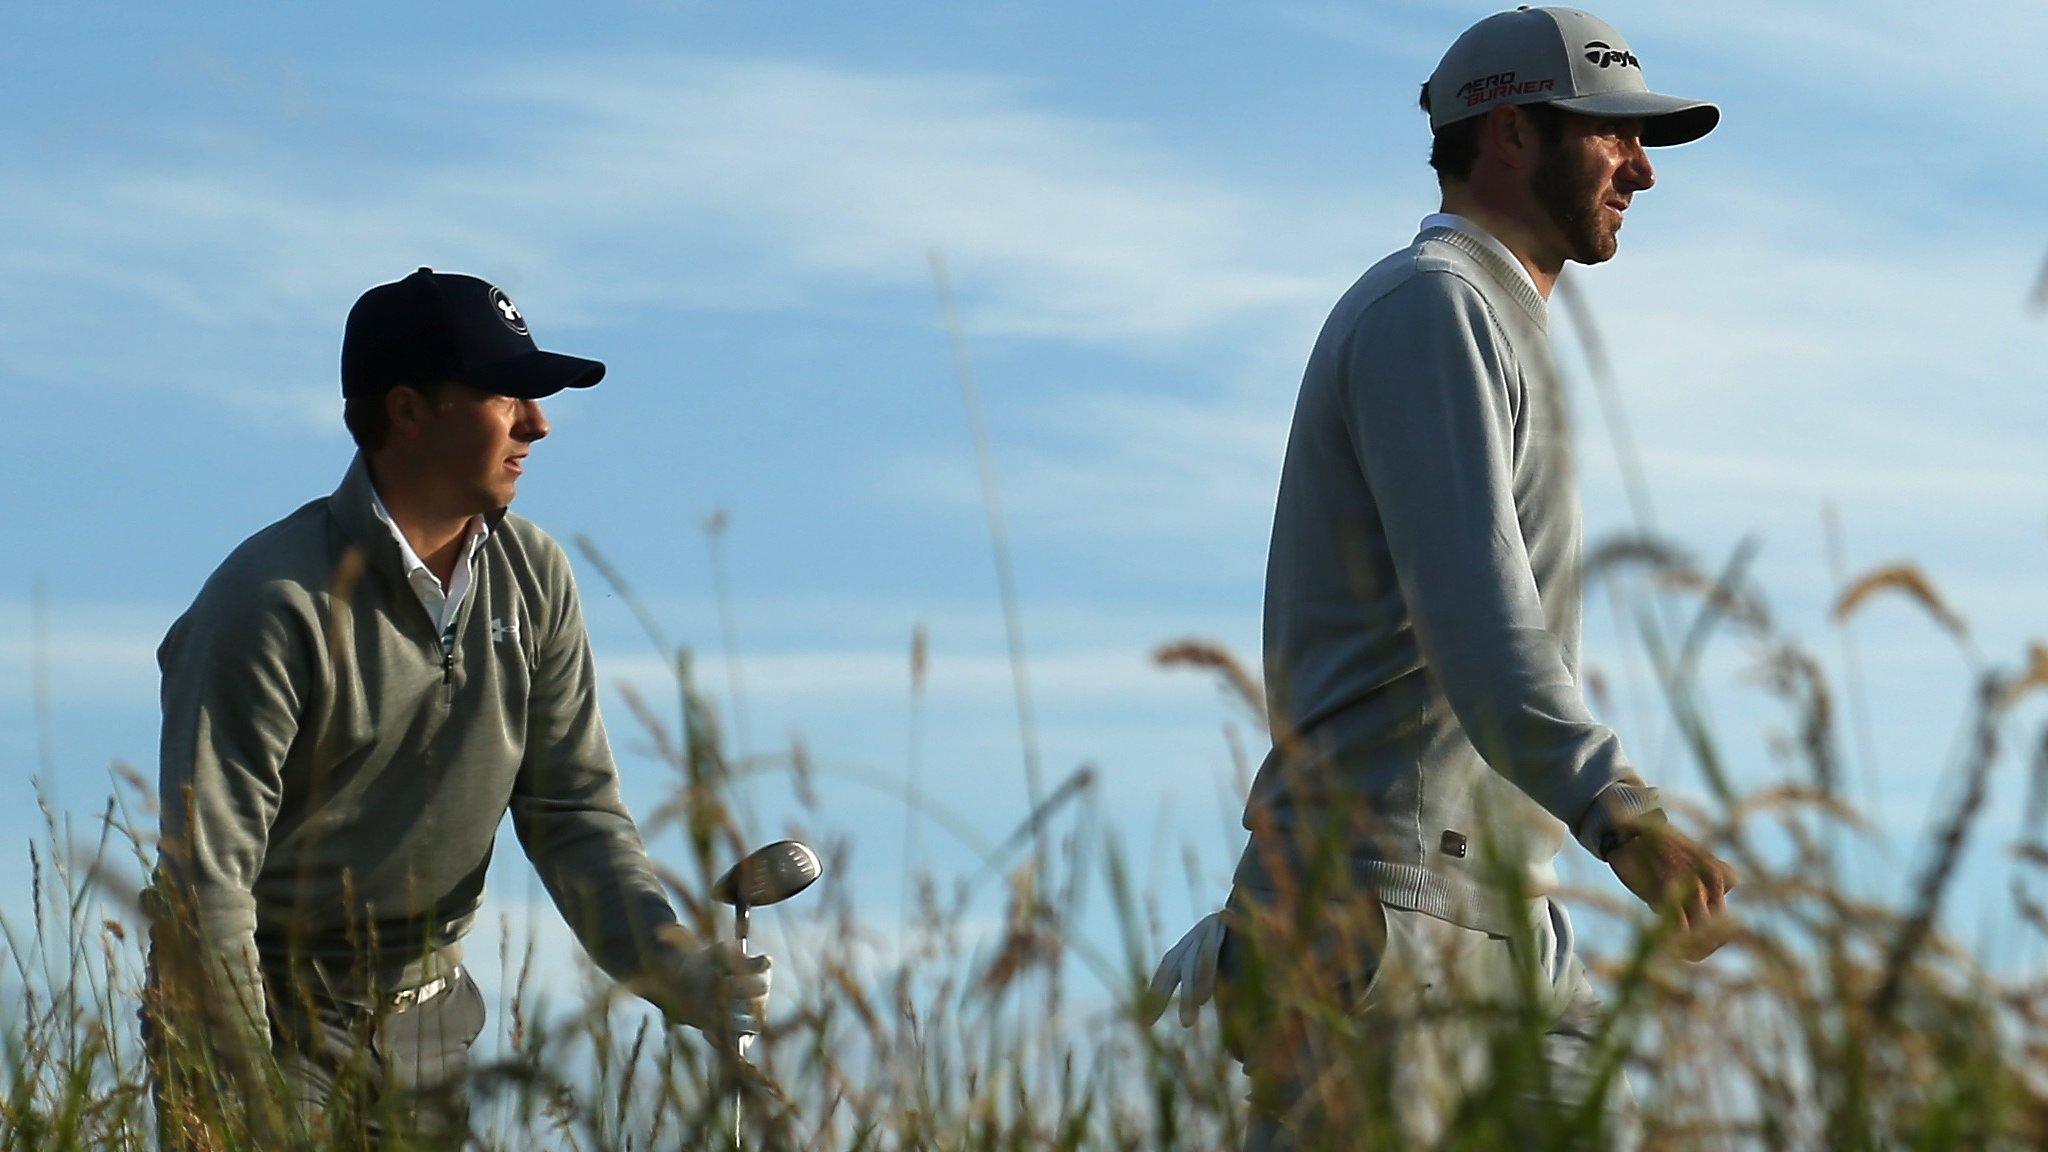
[341,268,605,399]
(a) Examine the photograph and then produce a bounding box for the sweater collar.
[1416,222,1548,329]
[332,455,407,584]
[1419,213,1537,299]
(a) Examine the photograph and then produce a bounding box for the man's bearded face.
[1528,114,1650,266]
[1531,130,1618,265]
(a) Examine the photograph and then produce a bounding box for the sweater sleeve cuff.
[1573,781,1663,859]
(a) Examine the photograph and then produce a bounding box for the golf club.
[712,839,823,1149]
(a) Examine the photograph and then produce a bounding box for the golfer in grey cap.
[1147,8,1737,1149]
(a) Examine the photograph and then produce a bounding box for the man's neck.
[1436,193,1561,300]
[364,458,474,587]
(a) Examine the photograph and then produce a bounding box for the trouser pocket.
[1215,890,1394,1070]
[364,967,486,1145]
[372,966,487,1091]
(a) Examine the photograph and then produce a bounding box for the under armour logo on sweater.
[491,617,520,644]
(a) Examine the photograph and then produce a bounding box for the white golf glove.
[1144,911,1225,1027]
[635,931,774,1042]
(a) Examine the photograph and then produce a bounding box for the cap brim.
[1548,90,1720,147]
[464,349,606,399]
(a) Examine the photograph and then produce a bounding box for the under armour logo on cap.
[489,286,529,335]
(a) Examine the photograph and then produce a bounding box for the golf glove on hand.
[638,933,773,1042]
[1144,911,1224,1027]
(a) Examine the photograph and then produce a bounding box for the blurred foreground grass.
[4,536,2048,1151]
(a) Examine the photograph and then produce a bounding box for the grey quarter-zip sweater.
[1234,225,1660,936]
[153,456,685,1047]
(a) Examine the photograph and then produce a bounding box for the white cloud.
[14,44,2035,583]
[1262,0,1469,63]
[1547,170,2048,618]
[0,601,173,706]
[1266,0,2048,158]
[595,643,1237,713]
[0,589,1255,730]
[0,54,1390,429]
[1649,0,2048,149]
[444,56,1386,350]
[873,384,1292,565]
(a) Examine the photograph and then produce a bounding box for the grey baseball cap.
[1426,7,1718,147]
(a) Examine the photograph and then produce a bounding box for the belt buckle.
[388,965,458,1014]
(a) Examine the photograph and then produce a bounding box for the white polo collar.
[368,486,491,633]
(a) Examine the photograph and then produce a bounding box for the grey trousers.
[142,951,487,1150]
[1219,890,1640,1152]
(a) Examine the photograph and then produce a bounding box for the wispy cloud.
[1268,0,2048,159]
[599,644,1216,711]
[17,44,2032,567]
[0,589,1254,714]
[0,53,1391,429]
[1652,0,2048,151]
[0,601,171,707]
[449,56,1389,347]
[874,384,1290,570]
[1555,167,2048,567]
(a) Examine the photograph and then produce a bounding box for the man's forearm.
[146,881,275,1085]
[515,800,687,984]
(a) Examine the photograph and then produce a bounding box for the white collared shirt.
[368,487,491,634]
[1420,212,1541,301]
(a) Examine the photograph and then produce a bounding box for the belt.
[259,943,466,1011]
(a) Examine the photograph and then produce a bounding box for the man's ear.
[1483,104,1542,173]
[385,385,436,443]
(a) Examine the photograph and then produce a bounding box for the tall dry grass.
[4,533,2047,1150]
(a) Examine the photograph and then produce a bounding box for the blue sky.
[3,0,2046,1022]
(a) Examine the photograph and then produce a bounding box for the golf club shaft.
[734,901,750,1150]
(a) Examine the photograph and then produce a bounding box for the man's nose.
[516,399,550,441]
[1620,139,1655,192]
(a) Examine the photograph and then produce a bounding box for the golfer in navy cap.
[1148,10,1738,1149]
[143,269,770,1146]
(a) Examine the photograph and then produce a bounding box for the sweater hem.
[1232,852,1546,937]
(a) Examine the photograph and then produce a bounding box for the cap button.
[416,266,433,274]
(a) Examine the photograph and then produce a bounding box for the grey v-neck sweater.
[1235,226,1659,935]
[153,457,686,1046]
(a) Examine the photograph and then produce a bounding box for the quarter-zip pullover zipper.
[440,623,457,702]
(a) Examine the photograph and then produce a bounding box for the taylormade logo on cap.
[1582,40,1640,70]
[1424,6,1720,148]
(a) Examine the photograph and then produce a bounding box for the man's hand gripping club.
[632,924,774,1044]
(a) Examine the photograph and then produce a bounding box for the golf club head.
[713,840,822,909]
